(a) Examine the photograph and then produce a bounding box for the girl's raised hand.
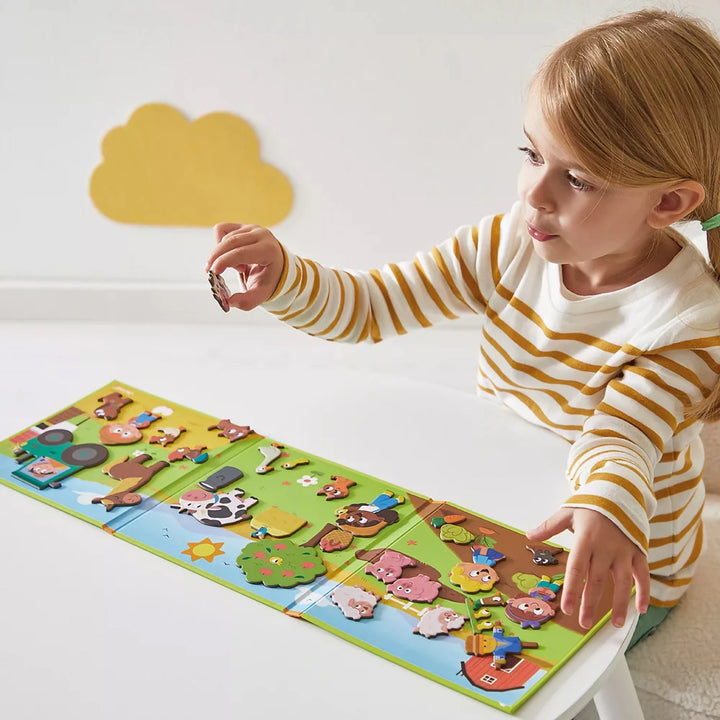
[526,506,650,630]
[205,223,285,311]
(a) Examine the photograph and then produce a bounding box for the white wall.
[2,0,718,321]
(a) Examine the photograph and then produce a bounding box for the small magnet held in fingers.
[208,270,231,312]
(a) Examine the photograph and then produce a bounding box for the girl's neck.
[561,229,682,296]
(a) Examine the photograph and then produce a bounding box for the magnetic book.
[0,381,614,714]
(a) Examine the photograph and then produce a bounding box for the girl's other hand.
[526,506,650,629]
[205,223,285,311]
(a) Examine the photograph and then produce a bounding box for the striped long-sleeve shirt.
[263,202,720,605]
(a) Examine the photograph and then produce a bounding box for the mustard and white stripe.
[263,202,720,605]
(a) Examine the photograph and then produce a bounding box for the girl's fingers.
[205,223,283,309]
[561,544,589,618]
[610,565,634,627]
[206,228,263,273]
[213,222,244,244]
[578,558,611,628]
[526,507,574,542]
[633,554,651,614]
[228,288,270,311]
[210,244,275,276]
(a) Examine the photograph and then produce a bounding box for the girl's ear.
[648,180,705,228]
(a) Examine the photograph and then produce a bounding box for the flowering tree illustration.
[236,540,327,588]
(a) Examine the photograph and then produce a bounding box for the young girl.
[206,9,720,647]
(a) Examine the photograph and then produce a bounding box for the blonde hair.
[534,9,720,421]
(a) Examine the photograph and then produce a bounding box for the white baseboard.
[0,281,482,327]
[0,281,269,324]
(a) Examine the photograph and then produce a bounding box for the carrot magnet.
[431,514,466,528]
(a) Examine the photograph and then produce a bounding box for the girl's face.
[517,88,672,293]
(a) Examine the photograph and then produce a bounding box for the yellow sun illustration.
[182,537,225,563]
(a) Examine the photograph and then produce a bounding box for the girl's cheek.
[517,166,530,201]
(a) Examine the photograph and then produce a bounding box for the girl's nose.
[525,173,555,213]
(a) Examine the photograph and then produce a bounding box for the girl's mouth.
[527,223,558,242]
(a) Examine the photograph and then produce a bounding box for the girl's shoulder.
[670,232,720,304]
[649,235,720,341]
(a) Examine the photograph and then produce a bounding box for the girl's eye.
[518,146,541,165]
[568,173,593,191]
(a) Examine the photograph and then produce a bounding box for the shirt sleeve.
[564,318,720,554]
[262,206,525,343]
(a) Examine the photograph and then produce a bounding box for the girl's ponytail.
[692,218,720,421]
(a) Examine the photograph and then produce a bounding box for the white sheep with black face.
[171,487,258,527]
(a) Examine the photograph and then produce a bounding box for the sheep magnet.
[330,585,380,621]
[414,606,468,638]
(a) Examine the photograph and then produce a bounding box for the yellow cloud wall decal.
[90,103,294,227]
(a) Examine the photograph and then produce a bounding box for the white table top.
[0,321,636,720]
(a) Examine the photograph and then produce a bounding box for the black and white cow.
[171,487,258,527]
